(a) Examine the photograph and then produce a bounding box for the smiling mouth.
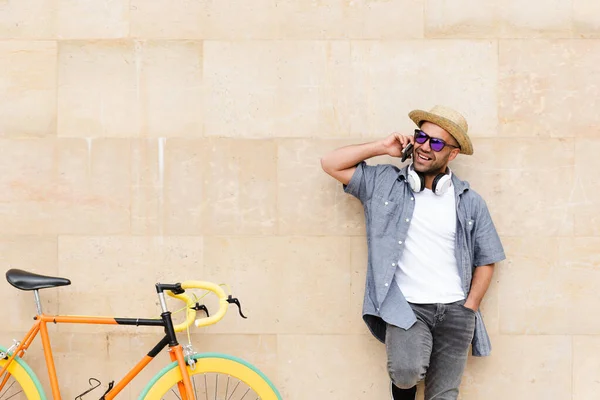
[417,153,432,161]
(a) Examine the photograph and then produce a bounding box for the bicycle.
[0,268,282,400]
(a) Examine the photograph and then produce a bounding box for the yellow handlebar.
[165,290,196,333]
[166,281,229,332]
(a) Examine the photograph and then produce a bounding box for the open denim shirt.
[344,162,506,357]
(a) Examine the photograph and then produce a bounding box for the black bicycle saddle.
[6,269,71,291]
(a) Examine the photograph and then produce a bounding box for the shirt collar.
[451,171,470,194]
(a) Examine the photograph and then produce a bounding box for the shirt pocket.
[372,195,399,216]
[370,195,400,236]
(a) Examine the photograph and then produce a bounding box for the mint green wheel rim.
[139,352,281,399]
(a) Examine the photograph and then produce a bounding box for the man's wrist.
[464,298,480,311]
[373,139,389,157]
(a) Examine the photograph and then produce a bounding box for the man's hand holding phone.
[381,133,414,159]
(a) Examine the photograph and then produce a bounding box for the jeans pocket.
[459,304,476,315]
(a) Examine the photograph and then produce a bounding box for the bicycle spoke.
[239,388,251,400]
[168,387,182,400]
[228,380,241,400]
[159,372,262,400]
[3,392,23,400]
[214,374,218,400]
[0,379,16,399]
[204,375,208,400]
[0,379,22,400]
[225,376,230,399]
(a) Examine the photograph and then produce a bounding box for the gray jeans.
[386,300,476,400]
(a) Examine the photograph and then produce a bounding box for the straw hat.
[408,105,473,155]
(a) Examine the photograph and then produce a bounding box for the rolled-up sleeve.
[473,199,506,267]
[343,161,379,204]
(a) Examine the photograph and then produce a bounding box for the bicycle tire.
[0,346,45,400]
[139,352,282,400]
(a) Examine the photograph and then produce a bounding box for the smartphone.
[401,143,413,163]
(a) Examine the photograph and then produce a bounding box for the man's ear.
[448,148,460,162]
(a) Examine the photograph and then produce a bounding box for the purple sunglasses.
[414,129,460,152]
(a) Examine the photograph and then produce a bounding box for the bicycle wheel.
[140,353,281,400]
[0,349,45,400]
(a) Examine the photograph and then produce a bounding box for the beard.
[412,149,449,176]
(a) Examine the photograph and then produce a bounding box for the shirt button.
[385,201,389,205]
[385,283,389,287]
[410,197,414,201]
[405,218,410,222]
[468,221,473,225]
[392,263,396,267]
[398,241,403,245]
[377,307,380,311]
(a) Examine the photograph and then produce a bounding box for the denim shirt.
[344,162,506,357]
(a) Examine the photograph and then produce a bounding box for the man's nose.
[420,139,432,152]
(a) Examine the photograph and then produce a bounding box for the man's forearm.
[321,140,387,174]
[464,264,494,311]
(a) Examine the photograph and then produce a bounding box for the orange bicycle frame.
[0,313,193,400]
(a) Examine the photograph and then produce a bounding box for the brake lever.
[191,303,210,317]
[227,295,247,319]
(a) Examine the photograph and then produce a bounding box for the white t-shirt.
[394,182,465,304]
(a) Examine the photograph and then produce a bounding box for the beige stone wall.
[0,1,599,399]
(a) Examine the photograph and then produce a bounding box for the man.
[320,106,505,400]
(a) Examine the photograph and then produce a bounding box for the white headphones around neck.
[407,163,452,196]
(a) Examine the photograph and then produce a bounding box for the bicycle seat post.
[33,289,43,315]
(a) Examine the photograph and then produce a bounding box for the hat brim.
[408,110,473,155]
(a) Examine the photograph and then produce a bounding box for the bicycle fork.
[167,344,196,400]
